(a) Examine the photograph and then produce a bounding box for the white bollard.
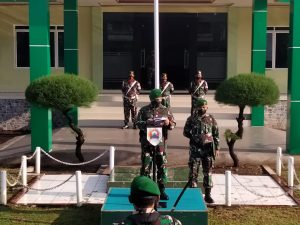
[109,146,115,182]
[0,171,7,205]
[225,170,231,206]
[22,155,27,187]
[76,171,83,207]
[276,147,282,176]
[35,147,41,175]
[288,156,294,187]
[109,146,115,172]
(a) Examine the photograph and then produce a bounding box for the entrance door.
[103,13,227,90]
[159,14,192,90]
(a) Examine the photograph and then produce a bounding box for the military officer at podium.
[136,89,176,201]
[113,176,182,225]
[183,99,219,204]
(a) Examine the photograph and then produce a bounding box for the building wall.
[0,5,93,92]
[0,5,291,93]
[227,6,289,93]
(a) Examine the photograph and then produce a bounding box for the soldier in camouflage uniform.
[160,73,174,108]
[114,176,182,225]
[183,99,219,204]
[121,71,141,129]
[188,70,208,115]
[136,89,176,200]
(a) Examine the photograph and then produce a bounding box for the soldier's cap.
[130,176,160,197]
[149,88,162,100]
[195,98,207,107]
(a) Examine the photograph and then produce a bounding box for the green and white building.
[0,0,299,154]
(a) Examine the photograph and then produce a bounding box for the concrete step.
[78,93,251,128]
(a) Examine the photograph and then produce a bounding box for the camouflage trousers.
[140,140,168,185]
[123,97,137,125]
[162,96,171,108]
[188,150,213,188]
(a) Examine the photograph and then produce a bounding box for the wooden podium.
[101,187,208,225]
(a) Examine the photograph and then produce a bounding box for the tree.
[25,74,99,162]
[215,73,279,168]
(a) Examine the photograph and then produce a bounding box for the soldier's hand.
[215,149,220,157]
[163,118,170,126]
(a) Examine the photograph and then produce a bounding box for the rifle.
[171,177,192,212]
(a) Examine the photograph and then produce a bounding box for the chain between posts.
[232,174,288,198]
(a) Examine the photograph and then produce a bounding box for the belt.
[124,96,136,100]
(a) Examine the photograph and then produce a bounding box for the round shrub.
[25,74,99,111]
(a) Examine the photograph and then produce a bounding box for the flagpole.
[154,0,160,89]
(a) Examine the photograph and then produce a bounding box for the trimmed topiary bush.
[215,73,279,167]
[26,74,99,161]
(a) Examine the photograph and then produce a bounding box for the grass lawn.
[0,205,299,225]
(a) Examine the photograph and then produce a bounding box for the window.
[15,25,64,68]
[266,27,289,69]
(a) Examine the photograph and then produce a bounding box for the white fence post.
[76,171,83,207]
[35,147,41,175]
[288,156,294,187]
[225,170,231,206]
[0,170,7,205]
[276,147,282,176]
[110,146,115,182]
[22,155,27,187]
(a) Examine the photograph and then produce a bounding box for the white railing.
[0,146,113,206]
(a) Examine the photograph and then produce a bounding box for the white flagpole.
[154,0,160,89]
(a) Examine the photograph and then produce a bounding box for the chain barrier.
[26,150,37,160]
[20,174,75,192]
[6,161,23,187]
[40,148,109,166]
[293,165,300,185]
[232,174,288,198]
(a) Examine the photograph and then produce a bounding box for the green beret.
[195,98,207,107]
[130,176,160,196]
[149,89,162,100]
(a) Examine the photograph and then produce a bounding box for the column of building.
[287,0,300,154]
[64,0,79,125]
[29,0,52,152]
[251,0,267,126]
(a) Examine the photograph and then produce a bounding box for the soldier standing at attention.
[183,99,219,204]
[136,89,176,200]
[113,176,182,225]
[121,71,141,129]
[160,73,174,108]
[188,70,208,115]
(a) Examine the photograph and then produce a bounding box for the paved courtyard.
[16,173,296,206]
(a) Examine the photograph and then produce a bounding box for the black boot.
[204,188,214,204]
[159,183,169,200]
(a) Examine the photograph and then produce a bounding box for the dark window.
[15,26,64,68]
[16,32,30,67]
[266,28,289,69]
[275,33,289,68]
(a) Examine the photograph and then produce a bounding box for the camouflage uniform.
[160,80,174,108]
[136,103,175,189]
[188,79,208,115]
[122,77,141,128]
[183,111,219,191]
[114,212,182,225]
